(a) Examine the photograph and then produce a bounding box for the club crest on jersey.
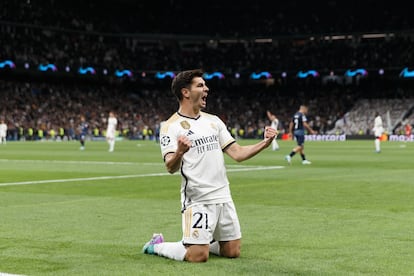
[180,120,191,130]
[210,123,217,130]
[160,135,170,147]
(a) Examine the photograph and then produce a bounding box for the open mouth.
[201,95,207,103]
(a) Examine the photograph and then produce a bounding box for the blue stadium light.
[250,72,272,79]
[378,68,384,75]
[297,70,319,78]
[281,72,287,78]
[78,66,96,75]
[345,68,368,77]
[234,73,240,79]
[65,66,71,72]
[115,69,133,78]
[399,67,414,78]
[203,72,225,80]
[24,62,30,69]
[0,60,16,69]
[155,71,176,79]
[38,63,57,72]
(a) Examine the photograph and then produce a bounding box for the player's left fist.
[264,126,277,139]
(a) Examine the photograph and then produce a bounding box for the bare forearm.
[289,122,293,134]
[165,152,185,174]
[226,139,271,162]
[304,122,315,133]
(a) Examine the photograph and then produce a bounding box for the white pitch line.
[0,166,283,187]
[0,172,169,187]
[0,273,26,276]
[0,159,160,166]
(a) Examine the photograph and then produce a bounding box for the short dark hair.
[171,69,204,101]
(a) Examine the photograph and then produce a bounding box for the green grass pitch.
[1,139,414,275]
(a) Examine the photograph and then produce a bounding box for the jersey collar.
[177,111,201,120]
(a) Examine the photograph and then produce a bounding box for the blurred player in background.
[142,69,277,262]
[78,115,89,150]
[373,112,384,153]
[404,121,412,142]
[285,105,316,165]
[266,110,280,150]
[0,119,7,144]
[106,111,118,152]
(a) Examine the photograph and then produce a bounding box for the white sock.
[272,139,279,150]
[154,242,187,261]
[209,241,220,256]
[375,139,380,151]
[109,140,115,151]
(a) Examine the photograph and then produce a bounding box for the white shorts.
[182,202,242,245]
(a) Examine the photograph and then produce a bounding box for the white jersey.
[373,115,384,137]
[0,123,7,137]
[160,112,235,211]
[106,117,117,138]
[271,118,279,130]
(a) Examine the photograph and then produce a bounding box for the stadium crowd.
[1,0,414,141]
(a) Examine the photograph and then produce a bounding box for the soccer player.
[0,119,7,144]
[373,112,384,153]
[285,105,316,165]
[78,116,89,150]
[106,111,118,152]
[266,110,280,150]
[404,121,412,142]
[142,69,277,263]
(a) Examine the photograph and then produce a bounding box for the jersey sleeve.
[216,116,235,150]
[159,122,178,159]
[302,114,308,122]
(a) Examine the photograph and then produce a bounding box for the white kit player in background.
[266,110,280,150]
[106,112,117,152]
[373,112,384,153]
[142,69,277,263]
[0,119,7,144]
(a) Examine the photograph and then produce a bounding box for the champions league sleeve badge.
[160,135,171,147]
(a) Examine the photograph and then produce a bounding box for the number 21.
[192,212,208,229]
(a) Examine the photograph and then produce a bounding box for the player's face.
[189,77,209,110]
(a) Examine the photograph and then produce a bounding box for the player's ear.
[181,88,190,99]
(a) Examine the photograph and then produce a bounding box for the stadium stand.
[1,0,413,140]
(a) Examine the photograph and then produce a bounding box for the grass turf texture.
[0,140,413,275]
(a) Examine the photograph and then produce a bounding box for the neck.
[178,105,200,119]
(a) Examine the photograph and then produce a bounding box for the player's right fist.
[177,135,191,154]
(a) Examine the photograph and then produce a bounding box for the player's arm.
[224,126,276,162]
[266,110,273,121]
[164,135,191,174]
[303,122,317,135]
[288,121,294,136]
